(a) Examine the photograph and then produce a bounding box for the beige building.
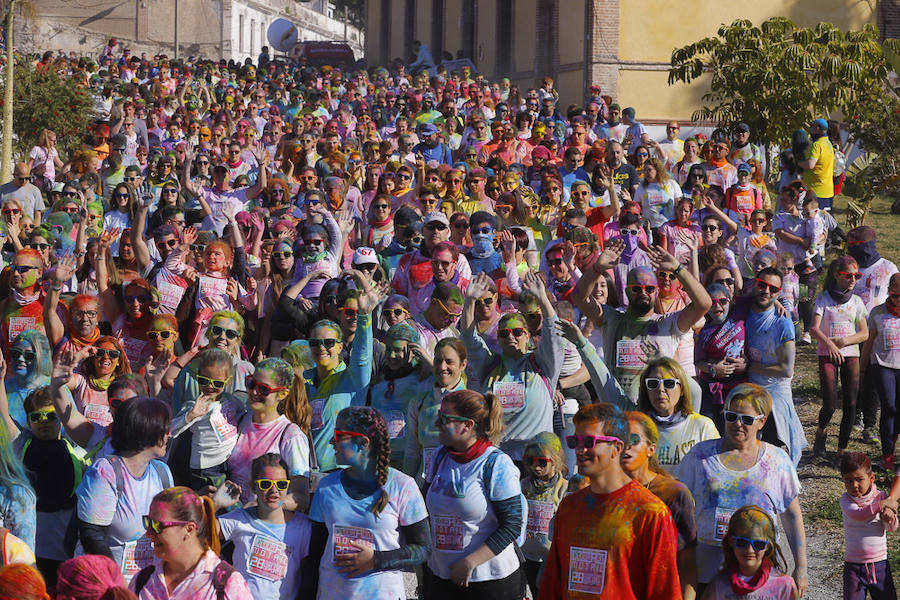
[16,0,362,62]
[365,0,892,121]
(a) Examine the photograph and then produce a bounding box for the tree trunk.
[0,0,14,184]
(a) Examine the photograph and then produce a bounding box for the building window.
[326,2,335,18]
[496,0,512,74]
[239,14,245,53]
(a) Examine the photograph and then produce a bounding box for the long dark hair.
[335,407,391,517]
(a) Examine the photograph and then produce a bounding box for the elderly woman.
[636,356,718,473]
[675,383,807,597]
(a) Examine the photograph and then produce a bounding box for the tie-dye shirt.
[538,479,680,599]
[674,439,801,583]
[309,468,427,599]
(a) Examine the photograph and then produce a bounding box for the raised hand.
[98,228,121,251]
[181,226,198,247]
[521,269,548,301]
[595,238,624,272]
[187,393,215,422]
[554,318,587,347]
[465,272,493,300]
[139,182,154,208]
[54,252,77,284]
[646,244,680,272]
[498,230,515,255]
[226,278,240,302]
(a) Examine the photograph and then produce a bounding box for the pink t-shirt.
[841,486,899,563]
[708,570,796,599]
[131,549,253,599]
[72,373,112,427]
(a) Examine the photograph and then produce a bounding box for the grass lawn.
[797,192,900,596]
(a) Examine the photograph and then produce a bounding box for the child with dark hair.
[301,406,430,598]
[839,452,898,600]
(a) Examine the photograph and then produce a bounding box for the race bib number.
[199,275,228,298]
[735,193,755,212]
[527,500,555,537]
[121,536,154,582]
[121,336,147,365]
[247,534,290,581]
[157,280,186,309]
[493,381,526,412]
[885,319,900,351]
[310,400,324,430]
[8,316,35,342]
[830,320,855,339]
[747,346,763,362]
[615,339,645,369]
[332,525,375,560]
[209,405,238,444]
[568,546,607,594]
[714,507,735,541]
[84,403,113,427]
[433,515,465,551]
[423,447,437,478]
[385,410,405,439]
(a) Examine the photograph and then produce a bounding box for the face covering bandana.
[621,232,639,261]
[848,240,880,268]
[471,233,495,259]
[303,250,327,263]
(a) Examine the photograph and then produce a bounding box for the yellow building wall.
[618,0,878,120]
[513,0,537,75]
[445,0,464,58]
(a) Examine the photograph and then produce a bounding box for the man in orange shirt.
[539,403,681,599]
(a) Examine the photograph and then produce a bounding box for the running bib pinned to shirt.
[8,316,35,342]
[156,280,187,310]
[209,406,238,444]
[433,515,465,551]
[247,534,290,581]
[568,546,607,594]
[332,525,375,560]
[527,500,555,537]
[121,536,154,582]
[615,339,645,369]
[422,447,437,478]
[199,275,229,298]
[830,320,855,339]
[84,403,112,427]
[384,410,405,439]
[884,319,900,351]
[714,507,735,541]
[493,381,526,412]
[310,400,324,430]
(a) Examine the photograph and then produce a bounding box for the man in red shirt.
[539,403,681,599]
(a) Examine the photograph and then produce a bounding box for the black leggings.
[797,268,818,331]
[876,365,900,456]
[423,565,524,600]
[817,355,860,449]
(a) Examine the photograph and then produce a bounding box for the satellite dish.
[267,19,298,53]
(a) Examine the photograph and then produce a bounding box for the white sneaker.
[800,332,812,345]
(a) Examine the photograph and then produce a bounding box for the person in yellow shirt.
[800,118,835,211]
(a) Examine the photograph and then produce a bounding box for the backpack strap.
[480,447,501,496]
[133,564,155,595]
[150,460,173,489]
[107,455,126,497]
[212,559,237,600]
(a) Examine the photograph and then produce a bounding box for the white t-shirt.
[76,457,172,581]
[170,393,246,469]
[199,187,249,236]
[426,448,522,582]
[855,258,899,312]
[655,413,720,473]
[218,508,311,600]
[813,292,868,357]
[867,304,900,369]
[309,468,427,599]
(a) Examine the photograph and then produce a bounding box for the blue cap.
[813,118,828,130]
[418,123,438,136]
[737,163,752,174]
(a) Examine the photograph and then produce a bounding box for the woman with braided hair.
[300,406,431,599]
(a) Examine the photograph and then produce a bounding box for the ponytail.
[482,392,504,445]
[334,407,392,517]
[444,390,505,445]
[199,495,220,555]
[151,487,220,555]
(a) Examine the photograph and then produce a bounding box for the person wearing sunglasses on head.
[676,384,807,597]
[218,453,311,600]
[169,349,246,492]
[306,270,379,473]
[73,396,173,580]
[808,256,869,459]
[636,357,718,475]
[134,485,252,598]
[620,411,699,600]
[460,271,563,462]
[540,402,680,600]
[0,248,47,361]
[301,406,430,600]
[4,330,52,430]
[745,266,805,467]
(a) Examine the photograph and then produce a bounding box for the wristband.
[673,264,684,277]
[50,285,62,292]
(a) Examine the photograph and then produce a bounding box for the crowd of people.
[0,38,896,600]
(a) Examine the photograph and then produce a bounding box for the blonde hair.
[637,356,694,416]
[724,383,773,417]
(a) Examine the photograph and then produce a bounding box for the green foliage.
[669,18,889,148]
[8,58,96,159]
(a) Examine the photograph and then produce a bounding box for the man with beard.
[414,92,442,125]
[606,141,639,196]
[745,266,806,466]
[573,241,711,403]
[43,255,101,358]
[0,249,47,360]
[413,123,452,166]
